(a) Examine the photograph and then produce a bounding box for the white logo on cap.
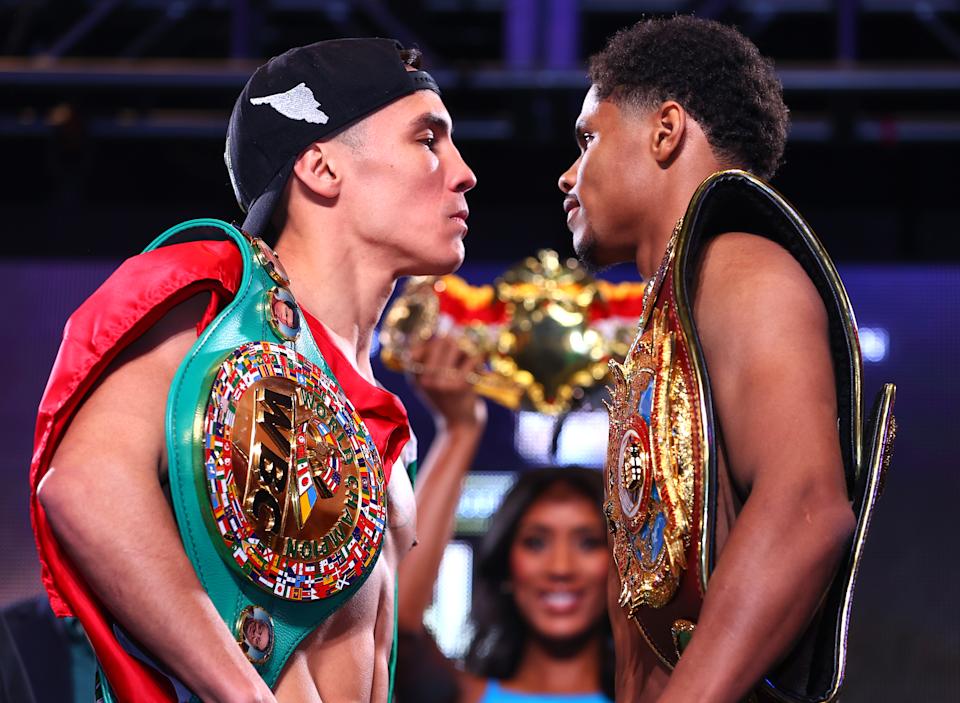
[250,83,329,124]
[224,135,244,208]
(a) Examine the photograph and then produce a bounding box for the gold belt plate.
[203,342,386,601]
[604,307,698,615]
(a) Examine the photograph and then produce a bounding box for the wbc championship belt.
[151,219,386,689]
[604,171,897,703]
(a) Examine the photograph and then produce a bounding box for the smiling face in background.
[558,87,658,269]
[508,483,609,642]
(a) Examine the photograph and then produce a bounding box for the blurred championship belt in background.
[380,250,647,415]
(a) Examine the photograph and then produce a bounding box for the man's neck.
[273,222,396,384]
[634,163,720,280]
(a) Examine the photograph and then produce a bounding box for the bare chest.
[273,465,417,702]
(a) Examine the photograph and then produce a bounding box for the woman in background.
[396,337,613,703]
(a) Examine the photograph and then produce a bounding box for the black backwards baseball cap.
[225,37,440,238]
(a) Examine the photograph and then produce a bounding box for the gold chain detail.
[637,217,684,332]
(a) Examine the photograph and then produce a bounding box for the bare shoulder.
[692,232,832,386]
[693,232,826,344]
[691,232,841,494]
[46,294,209,485]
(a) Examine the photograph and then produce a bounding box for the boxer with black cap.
[226,37,444,240]
[33,37,476,703]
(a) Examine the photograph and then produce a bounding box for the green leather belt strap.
[148,218,386,689]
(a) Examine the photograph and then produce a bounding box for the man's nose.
[451,147,478,193]
[558,157,579,194]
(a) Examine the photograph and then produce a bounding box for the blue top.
[479,680,611,703]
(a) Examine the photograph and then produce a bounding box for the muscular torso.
[269,466,416,703]
[150,319,418,703]
[608,450,740,701]
[609,232,851,702]
[48,294,415,703]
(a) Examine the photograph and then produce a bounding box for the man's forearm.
[40,466,273,703]
[656,486,854,703]
[397,420,483,631]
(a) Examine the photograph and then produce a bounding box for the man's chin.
[573,233,603,272]
[574,231,631,272]
[438,247,465,275]
[406,253,464,277]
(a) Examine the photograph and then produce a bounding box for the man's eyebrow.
[409,112,452,136]
[574,118,588,141]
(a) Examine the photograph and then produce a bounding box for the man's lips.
[449,209,469,229]
[563,196,580,214]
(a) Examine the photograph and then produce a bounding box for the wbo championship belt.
[603,171,897,703]
[135,219,386,693]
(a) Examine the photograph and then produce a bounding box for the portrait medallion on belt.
[236,605,275,665]
[203,341,386,601]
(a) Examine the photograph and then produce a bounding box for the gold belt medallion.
[605,305,698,615]
[203,341,386,601]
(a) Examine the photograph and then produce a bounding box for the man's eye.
[419,134,436,149]
[581,132,595,145]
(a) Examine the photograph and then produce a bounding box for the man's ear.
[291,142,342,199]
[650,100,686,165]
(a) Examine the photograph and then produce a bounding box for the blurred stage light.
[424,541,474,659]
[515,409,608,467]
[455,472,516,535]
[860,326,890,363]
[515,411,555,464]
[555,410,609,466]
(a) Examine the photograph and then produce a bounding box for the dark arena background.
[2,1,958,701]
